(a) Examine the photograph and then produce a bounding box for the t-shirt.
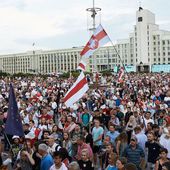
[160,134,170,158]
[145,141,162,163]
[81,113,90,126]
[78,160,94,170]
[106,165,118,170]
[40,154,54,170]
[92,126,104,146]
[49,163,68,170]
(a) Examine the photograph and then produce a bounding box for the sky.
[0,0,170,54]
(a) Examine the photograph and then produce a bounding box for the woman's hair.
[162,161,170,170]
[116,131,128,143]
[118,157,127,165]
[125,163,137,170]
[160,148,168,154]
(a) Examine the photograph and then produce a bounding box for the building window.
[163,52,166,56]
[168,58,170,61]
[138,17,143,22]
[162,40,165,45]
[158,58,160,61]
[154,58,156,62]
[153,36,156,40]
[163,58,166,61]
[168,52,170,56]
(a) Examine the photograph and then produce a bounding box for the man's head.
[38,143,48,156]
[147,131,155,142]
[94,118,100,127]
[145,112,151,119]
[134,126,141,134]
[109,123,116,133]
[105,142,114,153]
[47,136,55,147]
[53,151,62,167]
[130,136,138,147]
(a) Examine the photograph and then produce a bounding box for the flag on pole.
[77,60,87,71]
[63,72,89,107]
[5,84,24,137]
[77,24,111,71]
[118,67,125,82]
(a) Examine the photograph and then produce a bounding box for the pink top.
[77,143,93,160]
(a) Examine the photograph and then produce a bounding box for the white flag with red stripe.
[77,60,87,71]
[77,24,111,70]
[63,72,89,107]
[118,67,125,82]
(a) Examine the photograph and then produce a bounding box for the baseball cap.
[130,136,137,142]
[12,135,20,139]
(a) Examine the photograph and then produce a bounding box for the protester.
[49,151,68,170]
[0,73,170,170]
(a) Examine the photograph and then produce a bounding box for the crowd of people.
[0,73,170,170]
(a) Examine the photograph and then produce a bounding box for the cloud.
[0,0,169,54]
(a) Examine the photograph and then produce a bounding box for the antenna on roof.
[138,0,143,11]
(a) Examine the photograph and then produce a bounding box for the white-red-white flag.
[77,24,111,70]
[77,60,87,71]
[118,67,125,82]
[63,72,89,107]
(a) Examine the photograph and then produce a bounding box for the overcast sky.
[0,0,170,54]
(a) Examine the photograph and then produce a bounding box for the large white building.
[0,7,170,74]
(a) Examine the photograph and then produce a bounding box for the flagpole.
[107,37,127,73]
[2,130,14,156]
[86,0,101,73]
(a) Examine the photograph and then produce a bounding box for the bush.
[100,70,112,76]
[12,72,35,78]
[0,71,10,77]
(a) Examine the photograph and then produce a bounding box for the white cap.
[12,135,20,139]
[25,132,35,139]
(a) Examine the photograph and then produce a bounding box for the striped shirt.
[123,144,145,167]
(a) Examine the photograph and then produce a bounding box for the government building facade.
[0,8,170,74]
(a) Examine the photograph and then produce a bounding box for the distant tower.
[86,0,101,72]
[86,0,101,33]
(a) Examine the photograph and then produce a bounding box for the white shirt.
[160,134,170,158]
[48,143,61,154]
[135,132,147,151]
[50,163,68,170]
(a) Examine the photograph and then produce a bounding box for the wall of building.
[0,8,170,73]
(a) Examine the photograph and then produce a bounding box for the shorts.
[93,145,101,154]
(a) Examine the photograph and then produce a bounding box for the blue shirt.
[106,131,119,145]
[123,144,145,167]
[92,126,104,146]
[106,165,118,170]
[40,154,54,170]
